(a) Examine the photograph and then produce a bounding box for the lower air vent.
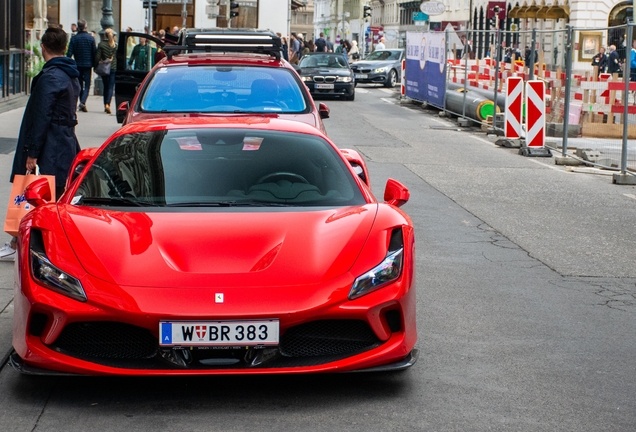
[280,320,380,357]
[51,321,157,360]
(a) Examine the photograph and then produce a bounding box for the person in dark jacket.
[608,45,621,74]
[95,28,117,114]
[591,46,608,75]
[1,27,81,262]
[66,19,96,112]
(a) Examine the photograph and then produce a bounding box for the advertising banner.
[405,31,447,108]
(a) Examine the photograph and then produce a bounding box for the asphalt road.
[0,87,635,431]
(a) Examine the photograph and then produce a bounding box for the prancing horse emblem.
[215,293,224,303]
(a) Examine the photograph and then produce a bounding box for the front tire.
[385,69,397,88]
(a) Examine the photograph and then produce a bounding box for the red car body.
[12,117,417,375]
[118,51,329,134]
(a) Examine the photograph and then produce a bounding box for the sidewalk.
[0,95,121,364]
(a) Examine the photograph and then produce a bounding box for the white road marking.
[356,88,370,93]
[624,193,636,200]
[468,136,566,173]
[381,98,396,104]
[379,88,395,94]
[429,117,456,126]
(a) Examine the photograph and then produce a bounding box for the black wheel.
[384,69,397,88]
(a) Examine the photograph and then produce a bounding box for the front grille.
[314,75,325,82]
[324,76,336,83]
[51,321,157,360]
[280,320,380,357]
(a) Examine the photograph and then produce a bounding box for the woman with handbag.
[95,28,117,114]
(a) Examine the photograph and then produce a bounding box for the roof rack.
[164,29,282,60]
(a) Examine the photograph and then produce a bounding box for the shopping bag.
[4,168,56,237]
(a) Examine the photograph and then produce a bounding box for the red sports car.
[11,117,417,375]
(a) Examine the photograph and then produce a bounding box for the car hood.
[352,60,395,68]
[59,204,377,288]
[300,68,352,77]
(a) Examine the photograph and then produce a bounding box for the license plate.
[355,74,368,79]
[159,320,279,347]
[315,83,334,89]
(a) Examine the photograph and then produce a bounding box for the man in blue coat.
[0,27,81,262]
[66,19,96,112]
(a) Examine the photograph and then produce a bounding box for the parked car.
[114,30,330,132]
[297,53,355,100]
[10,116,418,375]
[351,50,404,88]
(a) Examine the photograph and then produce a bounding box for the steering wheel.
[257,172,309,184]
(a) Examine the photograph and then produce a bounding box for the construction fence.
[404,25,636,174]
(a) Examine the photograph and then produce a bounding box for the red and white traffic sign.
[504,76,523,139]
[401,59,406,97]
[525,80,545,147]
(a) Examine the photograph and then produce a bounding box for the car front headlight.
[374,67,388,73]
[349,248,403,300]
[337,76,353,82]
[302,76,313,82]
[31,250,87,302]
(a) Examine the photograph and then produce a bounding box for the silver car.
[350,50,404,88]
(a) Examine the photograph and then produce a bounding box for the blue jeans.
[78,67,92,105]
[101,69,116,106]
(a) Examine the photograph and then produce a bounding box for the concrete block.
[457,118,471,127]
[581,150,602,162]
[613,173,636,185]
[547,123,580,138]
[555,156,584,166]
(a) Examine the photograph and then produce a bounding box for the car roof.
[158,53,290,68]
[117,116,326,138]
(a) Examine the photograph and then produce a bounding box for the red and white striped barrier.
[525,80,545,148]
[401,59,406,97]
[505,77,523,139]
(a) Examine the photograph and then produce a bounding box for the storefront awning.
[291,0,306,10]
[509,0,569,20]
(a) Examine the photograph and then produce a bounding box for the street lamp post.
[99,0,116,41]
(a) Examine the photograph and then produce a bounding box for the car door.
[115,32,165,123]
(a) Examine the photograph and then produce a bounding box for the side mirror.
[340,148,370,187]
[24,178,52,208]
[117,101,130,124]
[66,147,99,189]
[384,179,409,208]
[318,102,330,119]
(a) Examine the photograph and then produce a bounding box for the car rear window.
[74,128,366,208]
[140,66,308,114]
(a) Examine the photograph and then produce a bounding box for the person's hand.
[26,157,37,173]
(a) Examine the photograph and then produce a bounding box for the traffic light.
[142,0,157,9]
[230,2,239,19]
[151,0,157,8]
[143,0,149,8]
[489,17,496,28]
[364,5,372,18]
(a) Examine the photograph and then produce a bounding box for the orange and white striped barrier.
[505,77,523,139]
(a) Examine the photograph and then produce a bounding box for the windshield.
[365,50,402,61]
[299,54,349,69]
[75,129,366,208]
[140,66,308,113]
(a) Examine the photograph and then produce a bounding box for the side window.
[125,35,156,72]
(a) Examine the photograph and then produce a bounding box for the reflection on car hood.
[351,61,395,68]
[59,204,378,288]
[300,68,352,77]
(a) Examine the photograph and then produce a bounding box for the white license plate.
[160,320,279,346]
[355,74,368,79]
[315,83,335,89]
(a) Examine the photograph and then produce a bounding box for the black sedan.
[351,50,403,88]
[297,53,355,101]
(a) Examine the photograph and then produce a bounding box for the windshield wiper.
[78,197,157,207]
[166,201,294,207]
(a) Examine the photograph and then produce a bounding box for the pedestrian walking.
[315,32,327,52]
[128,37,151,71]
[1,27,81,262]
[95,28,117,114]
[591,46,608,75]
[290,33,301,64]
[66,19,96,112]
[375,37,386,51]
[349,40,360,61]
[608,45,621,76]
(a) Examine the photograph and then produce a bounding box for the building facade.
[1,0,27,111]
